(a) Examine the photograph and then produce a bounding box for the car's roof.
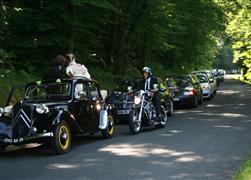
[195,73,207,77]
[192,70,212,73]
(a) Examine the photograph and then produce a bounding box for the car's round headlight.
[36,104,49,114]
[3,105,13,117]
[134,96,141,105]
[96,104,102,111]
[0,107,3,117]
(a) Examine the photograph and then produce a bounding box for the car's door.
[85,81,104,129]
[73,81,90,128]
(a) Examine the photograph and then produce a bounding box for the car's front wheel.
[51,120,71,155]
[101,114,115,138]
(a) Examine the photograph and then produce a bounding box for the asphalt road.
[1,79,251,180]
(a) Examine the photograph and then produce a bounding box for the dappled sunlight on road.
[213,125,243,130]
[47,163,79,169]
[217,89,240,95]
[169,173,216,179]
[197,112,247,118]
[175,156,202,162]
[206,104,246,108]
[99,143,202,162]
[159,129,183,137]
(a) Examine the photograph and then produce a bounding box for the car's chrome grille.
[11,103,35,138]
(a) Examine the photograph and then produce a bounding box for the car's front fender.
[52,110,83,134]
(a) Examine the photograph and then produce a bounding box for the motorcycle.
[129,90,168,135]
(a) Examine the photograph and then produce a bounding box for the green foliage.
[0,68,37,106]
[234,153,251,180]
[225,0,251,80]
[0,0,227,88]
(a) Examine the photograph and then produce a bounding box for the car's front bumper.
[172,95,195,107]
[0,132,53,145]
[202,89,211,98]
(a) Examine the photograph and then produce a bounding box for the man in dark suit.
[139,67,161,121]
[43,55,67,80]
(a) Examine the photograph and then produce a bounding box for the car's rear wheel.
[51,120,71,155]
[101,114,115,138]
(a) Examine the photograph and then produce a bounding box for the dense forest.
[0,0,250,90]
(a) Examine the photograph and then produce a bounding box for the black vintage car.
[166,75,203,108]
[106,79,173,124]
[0,78,114,154]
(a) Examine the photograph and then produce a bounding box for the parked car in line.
[0,78,115,154]
[195,73,214,100]
[166,75,203,108]
[191,70,217,95]
[106,78,173,125]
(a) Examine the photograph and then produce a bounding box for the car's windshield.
[174,77,193,87]
[196,75,208,83]
[25,83,71,102]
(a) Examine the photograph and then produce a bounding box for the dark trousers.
[153,93,161,116]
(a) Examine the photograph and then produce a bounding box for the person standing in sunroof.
[65,53,91,79]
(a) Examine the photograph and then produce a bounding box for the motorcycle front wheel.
[129,109,141,135]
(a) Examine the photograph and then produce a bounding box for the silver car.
[191,70,217,95]
[195,73,214,100]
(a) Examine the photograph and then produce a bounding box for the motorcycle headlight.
[134,96,141,105]
[36,104,49,114]
[0,107,3,117]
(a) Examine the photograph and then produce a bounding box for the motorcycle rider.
[139,66,161,121]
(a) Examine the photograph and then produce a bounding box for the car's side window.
[74,82,88,100]
[88,82,101,101]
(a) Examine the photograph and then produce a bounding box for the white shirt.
[144,78,151,91]
[66,61,91,79]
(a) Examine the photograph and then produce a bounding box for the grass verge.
[234,153,251,180]
[231,75,251,180]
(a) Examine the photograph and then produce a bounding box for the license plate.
[173,98,180,101]
[117,110,130,115]
[3,137,24,143]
